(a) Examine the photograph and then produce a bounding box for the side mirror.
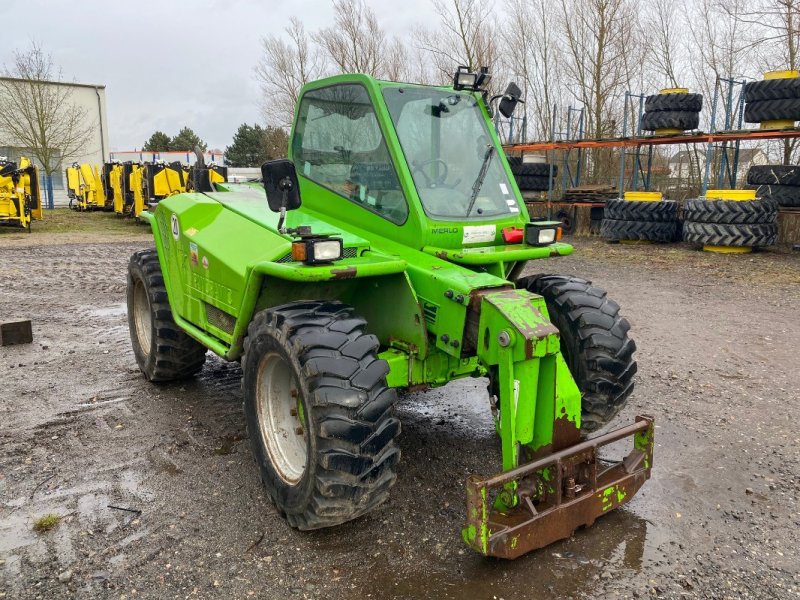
[262,159,301,213]
[499,82,523,119]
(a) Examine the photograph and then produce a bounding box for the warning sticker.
[189,242,198,266]
[462,224,496,245]
[499,183,509,195]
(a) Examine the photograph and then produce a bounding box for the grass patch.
[26,208,152,236]
[33,513,62,532]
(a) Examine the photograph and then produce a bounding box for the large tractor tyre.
[518,275,637,433]
[644,93,703,113]
[600,218,677,242]
[603,198,679,222]
[747,164,800,186]
[511,162,558,178]
[242,301,400,530]
[744,98,800,123]
[515,174,552,191]
[640,110,700,131]
[744,78,800,102]
[506,155,522,167]
[127,249,207,381]
[755,184,800,207]
[683,221,778,247]
[683,197,777,224]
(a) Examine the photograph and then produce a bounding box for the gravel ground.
[1,228,799,599]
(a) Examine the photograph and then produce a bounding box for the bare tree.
[502,0,564,142]
[644,0,685,88]
[315,0,386,76]
[416,0,504,93]
[0,41,94,205]
[725,0,800,163]
[255,17,324,127]
[559,0,642,182]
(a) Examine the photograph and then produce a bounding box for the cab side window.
[292,84,408,224]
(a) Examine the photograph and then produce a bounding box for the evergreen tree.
[142,130,172,152]
[224,123,268,167]
[170,127,207,152]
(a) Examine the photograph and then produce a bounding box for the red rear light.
[502,226,524,243]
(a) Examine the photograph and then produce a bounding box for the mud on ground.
[1,229,799,599]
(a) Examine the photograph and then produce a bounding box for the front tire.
[242,301,400,530]
[518,275,637,432]
[126,249,207,381]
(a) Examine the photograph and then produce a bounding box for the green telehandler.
[126,68,652,559]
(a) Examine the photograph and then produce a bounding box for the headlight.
[291,238,343,264]
[525,222,562,246]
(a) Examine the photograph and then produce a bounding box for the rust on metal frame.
[465,415,654,559]
[505,127,800,152]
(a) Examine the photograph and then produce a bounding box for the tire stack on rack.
[744,72,800,126]
[640,89,703,133]
[600,192,679,242]
[747,165,800,208]
[506,156,557,192]
[682,190,777,252]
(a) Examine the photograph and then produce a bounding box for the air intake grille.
[205,303,235,333]
[275,246,358,263]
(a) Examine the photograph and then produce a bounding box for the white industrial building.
[0,77,108,207]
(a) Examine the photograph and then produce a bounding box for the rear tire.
[518,275,637,432]
[127,249,206,381]
[603,199,678,222]
[242,301,400,530]
[600,218,677,242]
[747,165,800,186]
[683,221,777,247]
[640,110,700,131]
[683,197,777,224]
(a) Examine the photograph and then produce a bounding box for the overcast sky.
[3,0,437,152]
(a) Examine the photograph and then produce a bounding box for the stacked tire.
[600,198,679,242]
[640,92,703,132]
[747,165,800,208]
[744,77,800,124]
[682,196,777,249]
[506,156,557,192]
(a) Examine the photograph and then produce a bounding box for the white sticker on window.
[509,207,520,213]
[506,199,516,205]
[462,224,496,244]
[499,183,509,195]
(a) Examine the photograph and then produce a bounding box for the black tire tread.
[744,98,800,123]
[603,198,678,222]
[242,301,400,530]
[517,275,637,432]
[682,221,777,247]
[600,218,677,242]
[744,78,800,102]
[683,197,777,224]
[747,164,800,186]
[127,249,206,382]
[644,93,703,113]
[754,184,800,207]
[640,111,700,131]
[510,162,558,177]
[515,174,553,191]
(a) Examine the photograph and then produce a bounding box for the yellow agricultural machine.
[0,157,43,231]
[66,162,108,211]
[145,161,188,200]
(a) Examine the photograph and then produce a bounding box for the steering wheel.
[411,159,449,188]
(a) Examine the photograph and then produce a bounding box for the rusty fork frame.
[464,416,654,559]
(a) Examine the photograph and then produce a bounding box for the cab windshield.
[382,86,520,220]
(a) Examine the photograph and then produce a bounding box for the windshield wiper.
[466,145,494,216]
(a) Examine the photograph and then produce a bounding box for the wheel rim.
[132,279,152,352]
[256,353,307,484]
